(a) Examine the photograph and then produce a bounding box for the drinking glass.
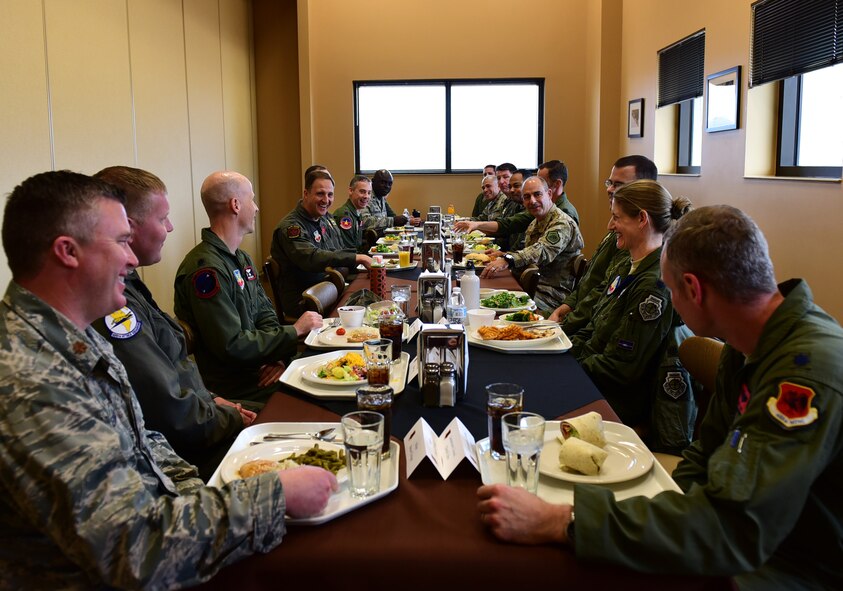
[341,411,384,498]
[356,385,393,456]
[378,314,403,361]
[486,383,524,460]
[390,284,411,318]
[363,338,392,385]
[502,412,546,494]
[398,243,412,267]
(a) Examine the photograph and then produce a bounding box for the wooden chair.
[301,280,339,316]
[263,255,298,324]
[325,266,348,296]
[518,266,541,299]
[572,253,589,287]
[177,319,197,356]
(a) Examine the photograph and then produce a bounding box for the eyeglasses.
[604,179,626,189]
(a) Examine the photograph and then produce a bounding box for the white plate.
[538,421,654,484]
[479,290,536,313]
[317,326,381,347]
[467,329,572,354]
[498,312,545,325]
[469,323,563,348]
[220,440,347,484]
[300,354,367,387]
[280,351,411,399]
[368,246,399,257]
[384,260,418,273]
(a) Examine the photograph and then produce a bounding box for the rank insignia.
[233,269,245,289]
[340,216,353,230]
[286,225,301,239]
[638,294,664,321]
[313,230,321,243]
[193,268,220,299]
[663,371,688,399]
[104,307,141,339]
[244,266,257,281]
[737,383,751,415]
[766,382,818,429]
[607,275,621,295]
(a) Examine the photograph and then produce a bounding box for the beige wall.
[0,0,258,315]
[619,0,843,318]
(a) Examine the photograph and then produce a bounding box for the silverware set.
[250,427,340,445]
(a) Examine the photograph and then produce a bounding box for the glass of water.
[390,284,411,318]
[341,411,384,498]
[502,412,545,494]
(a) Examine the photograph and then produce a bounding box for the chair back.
[263,256,297,324]
[325,266,348,297]
[302,281,339,316]
[678,335,724,435]
[572,254,589,287]
[518,266,541,299]
[178,319,197,356]
[363,228,379,252]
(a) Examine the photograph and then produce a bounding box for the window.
[751,0,843,178]
[354,79,543,173]
[658,31,705,174]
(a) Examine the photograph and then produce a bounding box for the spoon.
[259,427,337,442]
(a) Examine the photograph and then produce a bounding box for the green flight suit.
[174,228,297,406]
[562,230,623,335]
[470,191,486,218]
[571,248,676,428]
[573,279,843,590]
[333,198,366,253]
[271,202,357,316]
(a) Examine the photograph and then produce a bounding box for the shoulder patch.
[766,382,818,429]
[286,224,302,239]
[546,230,561,245]
[663,371,688,399]
[340,216,353,230]
[193,268,220,299]
[104,307,141,339]
[638,294,664,321]
[244,266,257,281]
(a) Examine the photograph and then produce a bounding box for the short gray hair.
[663,205,777,303]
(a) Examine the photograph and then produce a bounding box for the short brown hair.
[94,166,166,221]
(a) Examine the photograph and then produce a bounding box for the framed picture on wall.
[706,66,741,132]
[628,98,644,138]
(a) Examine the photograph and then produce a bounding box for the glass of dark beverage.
[486,383,524,460]
[356,384,394,456]
[378,313,404,361]
[363,338,392,385]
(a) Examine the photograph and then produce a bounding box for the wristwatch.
[566,509,576,547]
[503,253,515,269]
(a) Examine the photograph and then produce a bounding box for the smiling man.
[272,169,372,316]
[333,174,372,252]
[480,176,583,313]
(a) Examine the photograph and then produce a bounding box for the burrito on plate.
[558,437,609,476]
[557,411,606,448]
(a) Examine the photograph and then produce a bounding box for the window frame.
[353,78,545,174]
[676,97,701,174]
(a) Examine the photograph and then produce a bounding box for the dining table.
[196,263,732,590]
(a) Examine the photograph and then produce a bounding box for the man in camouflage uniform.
[92,166,255,480]
[479,205,842,590]
[271,170,373,316]
[360,169,421,233]
[175,171,322,408]
[470,163,497,217]
[480,176,583,313]
[475,174,509,222]
[333,174,372,253]
[0,171,336,588]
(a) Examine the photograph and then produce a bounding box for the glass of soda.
[378,313,404,361]
[452,233,465,265]
[363,338,392,385]
[486,383,524,460]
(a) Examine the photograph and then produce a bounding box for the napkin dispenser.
[416,324,469,406]
[428,205,441,214]
[427,212,442,224]
[417,272,450,323]
[421,239,445,272]
[423,221,441,241]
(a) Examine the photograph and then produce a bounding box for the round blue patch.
[193,268,220,299]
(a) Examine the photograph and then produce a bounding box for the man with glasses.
[548,155,657,334]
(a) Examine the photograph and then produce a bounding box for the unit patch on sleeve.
[766,381,819,429]
[663,371,688,399]
[104,307,141,339]
[546,230,561,245]
[193,268,220,299]
[340,216,353,230]
[233,269,245,290]
[286,224,301,239]
[638,294,664,321]
[244,266,257,281]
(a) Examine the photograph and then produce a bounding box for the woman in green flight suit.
[570,180,693,446]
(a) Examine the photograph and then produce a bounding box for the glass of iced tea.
[378,313,403,361]
[451,233,464,265]
[363,338,392,385]
[356,384,393,456]
[486,383,524,460]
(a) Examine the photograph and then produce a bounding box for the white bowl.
[467,308,496,328]
[337,305,365,328]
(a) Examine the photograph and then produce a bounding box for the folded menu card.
[404,417,479,479]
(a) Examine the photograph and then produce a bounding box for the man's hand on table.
[409,216,422,226]
[477,484,573,546]
[294,311,323,337]
[279,466,339,517]
[480,254,509,279]
[355,254,373,270]
[548,304,572,323]
[454,220,477,233]
[214,397,257,426]
[257,361,287,388]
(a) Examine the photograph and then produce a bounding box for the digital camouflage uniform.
[271,202,357,316]
[510,206,583,313]
[93,270,243,481]
[175,228,297,407]
[0,282,286,589]
[333,198,366,253]
[573,280,842,590]
[476,192,508,221]
[361,194,398,232]
[562,230,623,335]
[571,248,681,429]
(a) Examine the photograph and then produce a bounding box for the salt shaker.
[439,362,457,406]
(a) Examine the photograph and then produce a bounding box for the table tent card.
[404,417,479,480]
